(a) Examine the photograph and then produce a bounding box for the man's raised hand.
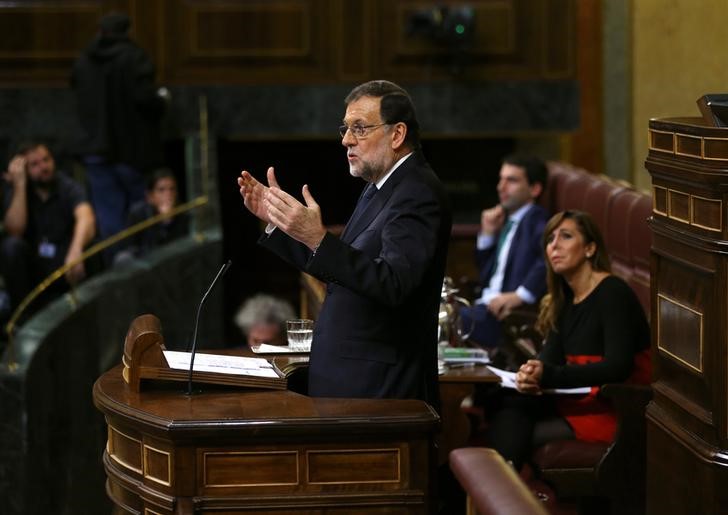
[238,167,274,224]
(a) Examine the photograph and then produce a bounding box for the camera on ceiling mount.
[407,5,475,50]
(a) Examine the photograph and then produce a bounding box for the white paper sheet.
[163,350,279,378]
[486,365,592,394]
[250,343,308,354]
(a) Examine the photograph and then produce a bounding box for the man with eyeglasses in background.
[238,80,452,407]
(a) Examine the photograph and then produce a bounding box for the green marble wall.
[0,233,224,515]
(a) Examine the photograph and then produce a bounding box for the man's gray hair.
[234,294,296,334]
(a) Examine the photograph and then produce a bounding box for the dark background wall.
[0,0,593,347]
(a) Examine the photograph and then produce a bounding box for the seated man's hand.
[5,155,27,186]
[487,292,523,320]
[480,205,505,236]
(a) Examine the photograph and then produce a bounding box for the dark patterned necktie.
[347,183,377,226]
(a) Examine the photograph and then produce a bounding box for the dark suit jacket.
[260,152,452,404]
[476,204,548,301]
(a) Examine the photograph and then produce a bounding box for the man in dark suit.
[459,155,549,348]
[238,80,452,405]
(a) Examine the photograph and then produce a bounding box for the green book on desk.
[440,347,490,364]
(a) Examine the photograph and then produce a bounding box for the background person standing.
[71,12,168,258]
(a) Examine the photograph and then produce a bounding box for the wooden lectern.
[646,117,728,514]
[121,314,290,391]
[94,315,439,514]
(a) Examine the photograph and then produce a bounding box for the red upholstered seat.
[560,172,600,213]
[605,188,643,293]
[582,178,625,237]
[542,162,581,214]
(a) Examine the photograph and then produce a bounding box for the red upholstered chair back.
[605,189,641,291]
[541,162,583,214]
[544,162,652,318]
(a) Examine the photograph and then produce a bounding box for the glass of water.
[287,319,313,352]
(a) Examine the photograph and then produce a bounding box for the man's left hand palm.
[265,184,325,250]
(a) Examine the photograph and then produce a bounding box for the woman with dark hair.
[486,210,651,469]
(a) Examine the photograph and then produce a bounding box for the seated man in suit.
[460,155,549,349]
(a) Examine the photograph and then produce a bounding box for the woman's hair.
[536,210,611,336]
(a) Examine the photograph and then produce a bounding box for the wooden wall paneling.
[541,0,575,78]
[377,0,516,80]
[566,0,602,174]
[0,0,132,86]
[375,0,575,81]
[159,0,334,84]
[331,0,372,81]
[0,0,580,87]
[131,0,162,76]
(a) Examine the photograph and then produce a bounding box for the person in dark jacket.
[113,169,188,265]
[238,80,452,406]
[71,12,167,257]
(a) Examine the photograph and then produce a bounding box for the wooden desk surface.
[95,364,438,438]
[439,363,499,384]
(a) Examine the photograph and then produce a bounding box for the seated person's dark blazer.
[477,204,548,295]
[463,204,548,347]
[261,152,452,405]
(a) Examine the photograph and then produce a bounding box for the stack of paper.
[162,350,288,389]
[486,365,592,394]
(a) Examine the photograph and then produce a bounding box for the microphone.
[186,260,232,395]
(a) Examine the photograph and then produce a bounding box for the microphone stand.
[186,260,232,395]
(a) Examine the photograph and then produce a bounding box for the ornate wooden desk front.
[93,365,439,514]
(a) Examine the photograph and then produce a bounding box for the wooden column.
[645,117,728,514]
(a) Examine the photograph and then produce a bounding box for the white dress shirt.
[475,203,536,306]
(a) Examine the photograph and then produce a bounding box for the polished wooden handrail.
[2,197,208,370]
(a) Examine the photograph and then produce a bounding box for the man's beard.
[351,161,384,183]
[30,176,55,193]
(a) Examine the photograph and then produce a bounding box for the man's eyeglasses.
[338,123,388,138]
